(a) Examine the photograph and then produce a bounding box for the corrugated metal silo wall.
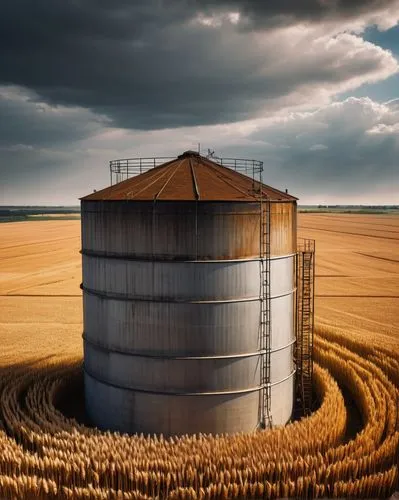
[81,200,296,435]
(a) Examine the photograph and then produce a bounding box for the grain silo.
[81,150,314,436]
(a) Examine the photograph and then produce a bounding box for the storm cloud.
[0,86,107,148]
[0,1,398,204]
[1,88,398,204]
[194,0,399,28]
[0,1,398,129]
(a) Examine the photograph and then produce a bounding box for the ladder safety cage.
[295,238,315,417]
[258,169,273,429]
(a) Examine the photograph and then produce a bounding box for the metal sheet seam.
[81,285,259,303]
[81,285,296,302]
[153,160,184,201]
[80,249,297,263]
[84,367,263,396]
[189,158,200,200]
[267,253,297,261]
[81,209,263,214]
[83,335,296,359]
[270,288,296,300]
[270,369,296,387]
[271,339,296,353]
[84,367,296,395]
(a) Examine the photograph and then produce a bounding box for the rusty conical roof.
[82,151,297,202]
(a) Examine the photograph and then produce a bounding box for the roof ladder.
[259,194,272,429]
[295,239,315,416]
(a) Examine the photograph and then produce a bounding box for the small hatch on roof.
[178,150,200,159]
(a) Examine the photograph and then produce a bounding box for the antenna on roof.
[207,149,215,158]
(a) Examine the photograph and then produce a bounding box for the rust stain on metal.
[82,200,297,260]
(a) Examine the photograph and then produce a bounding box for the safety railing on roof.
[109,155,264,185]
[211,156,263,176]
[109,158,174,185]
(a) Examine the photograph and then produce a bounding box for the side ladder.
[295,239,315,416]
[260,198,272,428]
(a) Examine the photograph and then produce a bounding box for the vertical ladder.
[296,240,315,416]
[259,195,272,428]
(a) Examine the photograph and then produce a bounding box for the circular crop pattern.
[0,325,398,499]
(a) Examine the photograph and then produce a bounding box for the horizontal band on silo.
[81,253,295,301]
[82,334,296,359]
[83,366,296,395]
[80,248,297,263]
[81,284,296,303]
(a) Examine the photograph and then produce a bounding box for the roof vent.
[178,150,200,159]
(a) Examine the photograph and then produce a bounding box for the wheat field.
[0,214,398,498]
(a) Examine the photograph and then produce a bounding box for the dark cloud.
[0,95,397,207]
[194,0,399,27]
[0,86,106,198]
[0,2,398,205]
[0,87,106,148]
[3,94,397,205]
[0,1,397,130]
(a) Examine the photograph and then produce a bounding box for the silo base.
[84,372,294,436]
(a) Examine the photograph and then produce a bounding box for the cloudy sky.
[1,1,398,205]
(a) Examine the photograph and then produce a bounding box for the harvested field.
[0,221,82,363]
[0,215,398,499]
[298,213,399,339]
